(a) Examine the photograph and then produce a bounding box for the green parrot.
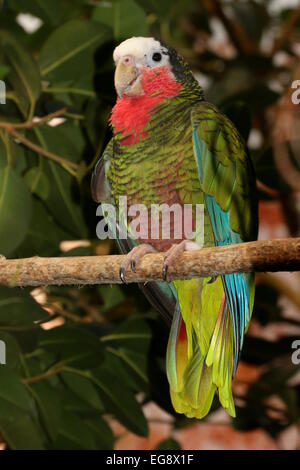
[91,37,258,419]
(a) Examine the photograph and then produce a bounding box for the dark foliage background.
[0,0,299,450]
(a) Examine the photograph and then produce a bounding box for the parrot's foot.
[162,240,200,281]
[119,244,157,284]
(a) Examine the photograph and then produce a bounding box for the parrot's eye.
[152,52,162,62]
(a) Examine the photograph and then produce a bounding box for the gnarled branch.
[0,238,299,287]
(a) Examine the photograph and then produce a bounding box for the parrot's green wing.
[91,139,177,324]
[167,102,258,419]
[191,102,258,371]
[91,140,113,205]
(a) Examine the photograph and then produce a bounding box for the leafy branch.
[0,108,79,175]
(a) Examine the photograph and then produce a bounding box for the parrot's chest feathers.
[110,67,183,145]
[109,99,197,204]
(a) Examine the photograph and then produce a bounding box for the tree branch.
[272,5,300,54]
[272,62,300,192]
[0,238,299,287]
[0,108,79,173]
[8,128,78,171]
[0,108,67,130]
[43,86,96,98]
[22,362,65,385]
[202,0,258,54]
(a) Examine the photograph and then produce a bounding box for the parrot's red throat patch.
[110,66,182,145]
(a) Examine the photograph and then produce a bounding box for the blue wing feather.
[192,128,250,371]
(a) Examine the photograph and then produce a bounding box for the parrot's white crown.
[113,37,169,67]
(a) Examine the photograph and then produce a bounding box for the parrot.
[91,37,258,419]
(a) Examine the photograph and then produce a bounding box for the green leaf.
[0,332,22,369]
[57,120,87,156]
[34,126,87,238]
[102,316,152,352]
[0,401,44,449]
[38,325,104,369]
[93,0,148,40]
[50,410,97,450]
[84,99,110,148]
[9,0,88,26]
[42,160,85,237]
[16,199,71,258]
[0,166,32,256]
[33,121,83,164]
[61,387,99,414]
[24,167,50,200]
[61,370,104,411]
[27,381,62,441]
[9,0,66,26]
[135,0,174,16]
[101,350,142,392]
[9,329,39,354]
[91,367,148,436]
[0,286,48,325]
[99,284,125,311]
[103,317,153,390]
[0,64,9,79]
[6,140,28,176]
[156,438,182,450]
[0,30,41,115]
[0,140,6,169]
[84,416,115,450]
[109,347,149,387]
[39,19,111,82]
[0,367,32,412]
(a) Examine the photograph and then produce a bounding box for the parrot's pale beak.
[114,60,143,98]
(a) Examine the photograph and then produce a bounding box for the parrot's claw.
[208,276,217,284]
[162,264,169,281]
[162,240,201,282]
[119,244,157,283]
[131,260,136,272]
[119,266,128,284]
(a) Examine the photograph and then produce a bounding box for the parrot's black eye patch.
[152,52,162,62]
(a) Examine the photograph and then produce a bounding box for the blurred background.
[0,0,300,450]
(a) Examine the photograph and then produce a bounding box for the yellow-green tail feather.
[167,277,237,419]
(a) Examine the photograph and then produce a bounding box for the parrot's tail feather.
[166,303,188,396]
[181,347,217,419]
[206,296,236,417]
[167,278,236,419]
[167,307,216,418]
